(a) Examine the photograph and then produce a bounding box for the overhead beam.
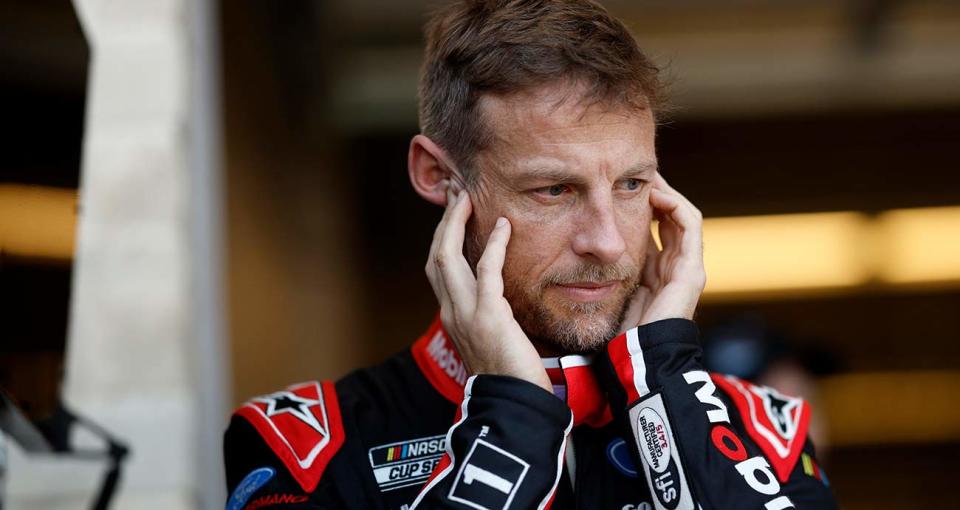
[327,1,960,130]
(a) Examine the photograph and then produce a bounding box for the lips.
[553,280,620,302]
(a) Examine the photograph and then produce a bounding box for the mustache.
[537,262,639,290]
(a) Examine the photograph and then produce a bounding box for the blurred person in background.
[224,1,837,509]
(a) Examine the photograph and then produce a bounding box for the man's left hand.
[620,172,706,330]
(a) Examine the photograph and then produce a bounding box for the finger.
[623,227,662,328]
[619,286,649,333]
[440,190,473,270]
[650,187,701,258]
[476,217,511,304]
[434,183,457,238]
[650,189,680,257]
[652,170,685,197]
[650,186,705,293]
[652,172,703,230]
[426,186,459,306]
[643,228,662,289]
[428,184,458,264]
[437,191,478,311]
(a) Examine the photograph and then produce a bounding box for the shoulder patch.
[710,374,811,483]
[227,467,275,510]
[235,380,344,492]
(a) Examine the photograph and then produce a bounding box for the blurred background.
[2,0,959,509]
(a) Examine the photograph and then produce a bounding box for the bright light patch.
[0,184,77,260]
[699,212,874,295]
[875,206,960,284]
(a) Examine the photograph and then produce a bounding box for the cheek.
[618,196,654,257]
[509,197,576,227]
[502,213,572,285]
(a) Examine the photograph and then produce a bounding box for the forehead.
[477,84,656,171]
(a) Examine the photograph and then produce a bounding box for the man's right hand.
[424,187,552,393]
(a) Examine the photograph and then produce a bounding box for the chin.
[523,296,626,355]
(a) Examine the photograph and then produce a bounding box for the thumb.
[619,286,648,334]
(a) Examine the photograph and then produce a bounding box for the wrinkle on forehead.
[478,86,654,159]
[538,138,636,147]
[469,83,657,197]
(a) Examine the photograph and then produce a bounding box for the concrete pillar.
[6,1,227,508]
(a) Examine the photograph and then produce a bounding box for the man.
[224,1,838,509]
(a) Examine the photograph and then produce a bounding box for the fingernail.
[458,190,466,201]
[495,217,507,228]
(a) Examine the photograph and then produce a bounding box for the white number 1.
[463,464,514,494]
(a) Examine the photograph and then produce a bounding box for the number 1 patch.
[448,438,530,510]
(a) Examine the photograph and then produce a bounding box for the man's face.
[463,84,657,355]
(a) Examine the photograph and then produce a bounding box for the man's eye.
[623,178,642,191]
[542,184,569,197]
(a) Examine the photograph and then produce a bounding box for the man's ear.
[408,134,458,207]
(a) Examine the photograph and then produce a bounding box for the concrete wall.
[6,1,225,508]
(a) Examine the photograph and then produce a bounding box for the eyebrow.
[515,166,578,183]
[514,161,657,184]
[622,161,658,177]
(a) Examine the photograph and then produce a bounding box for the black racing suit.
[224,317,837,510]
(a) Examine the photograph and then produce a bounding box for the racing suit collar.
[410,314,612,427]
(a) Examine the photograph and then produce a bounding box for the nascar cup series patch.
[369,435,447,491]
[629,393,695,510]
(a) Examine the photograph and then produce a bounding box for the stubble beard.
[466,224,640,355]
[505,262,639,354]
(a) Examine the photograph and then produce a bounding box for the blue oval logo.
[606,438,638,478]
[227,467,275,510]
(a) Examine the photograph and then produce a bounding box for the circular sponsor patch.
[637,407,671,474]
[227,467,275,510]
[606,438,639,478]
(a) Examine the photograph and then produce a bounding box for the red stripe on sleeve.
[607,333,641,403]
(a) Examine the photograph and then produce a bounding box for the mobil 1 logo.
[369,435,446,491]
[630,393,695,510]
[448,438,530,510]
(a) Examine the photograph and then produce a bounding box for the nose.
[571,192,627,265]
